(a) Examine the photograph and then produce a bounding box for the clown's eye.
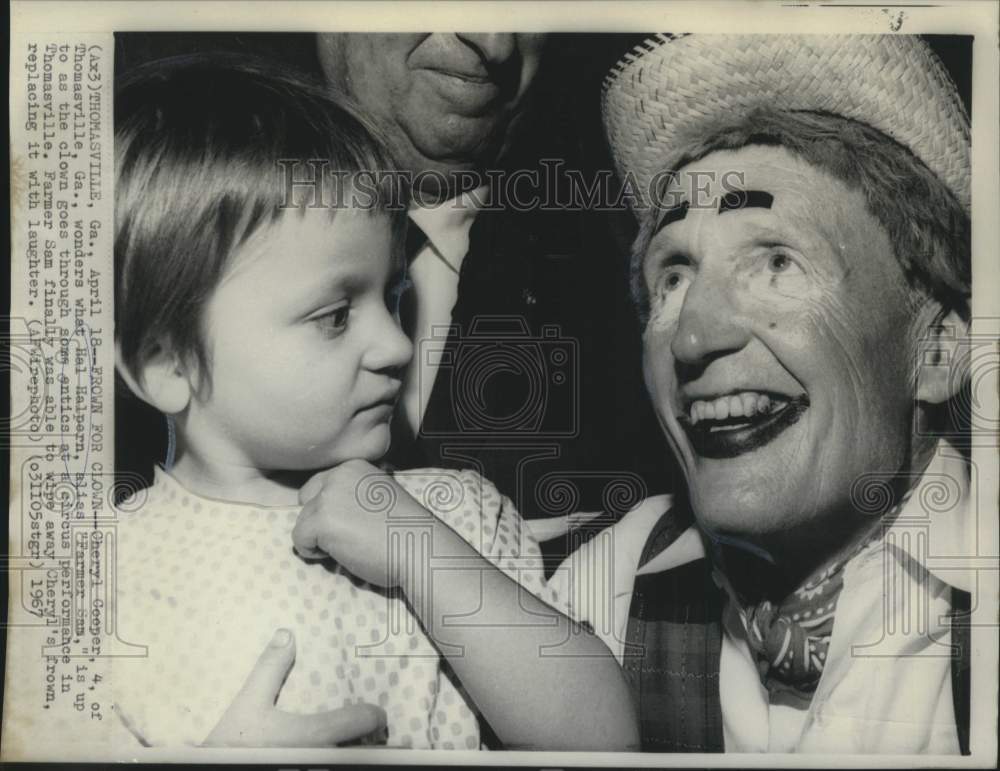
[657,264,693,297]
[768,253,792,273]
[759,250,806,283]
[649,263,694,324]
[751,248,807,295]
[664,271,686,291]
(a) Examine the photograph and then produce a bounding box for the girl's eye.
[313,304,350,336]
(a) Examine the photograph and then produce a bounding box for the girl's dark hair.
[115,53,407,388]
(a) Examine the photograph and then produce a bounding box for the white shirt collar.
[407,185,487,268]
[860,438,973,593]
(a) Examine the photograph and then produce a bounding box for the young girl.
[109,56,635,751]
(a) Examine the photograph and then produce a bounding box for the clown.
[550,34,975,754]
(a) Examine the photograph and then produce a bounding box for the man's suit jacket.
[385,202,675,571]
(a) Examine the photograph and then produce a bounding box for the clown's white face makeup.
[641,145,924,562]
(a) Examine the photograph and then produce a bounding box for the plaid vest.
[622,507,971,755]
[621,506,725,752]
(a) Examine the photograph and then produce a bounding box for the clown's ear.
[915,308,968,406]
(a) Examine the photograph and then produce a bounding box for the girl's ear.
[115,340,193,415]
[915,308,968,406]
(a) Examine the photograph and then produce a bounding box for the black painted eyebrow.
[719,189,774,214]
[652,200,690,236]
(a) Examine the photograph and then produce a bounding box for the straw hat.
[602,34,971,212]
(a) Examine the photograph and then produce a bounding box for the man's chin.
[407,122,503,166]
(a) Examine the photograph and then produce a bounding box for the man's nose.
[455,34,517,66]
[670,272,751,367]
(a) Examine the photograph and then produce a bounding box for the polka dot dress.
[111,467,546,748]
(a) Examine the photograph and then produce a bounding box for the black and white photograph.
[5,1,999,766]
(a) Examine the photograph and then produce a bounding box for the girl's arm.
[293,460,639,752]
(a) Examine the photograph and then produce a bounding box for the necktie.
[396,221,427,340]
[399,222,464,436]
[386,222,429,461]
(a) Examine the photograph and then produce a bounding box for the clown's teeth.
[687,391,791,424]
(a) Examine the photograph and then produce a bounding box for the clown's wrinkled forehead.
[628,109,970,329]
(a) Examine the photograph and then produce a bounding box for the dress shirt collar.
[407,185,487,269]
[857,438,973,593]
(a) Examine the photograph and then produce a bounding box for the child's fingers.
[268,703,388,747]
[236,629,297,709]
[291,504,329,559]
[299,469,331,505]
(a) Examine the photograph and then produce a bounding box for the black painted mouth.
[678,395,810,459]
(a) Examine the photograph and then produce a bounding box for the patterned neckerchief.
[718,559,844,697]
[711,527,886,699]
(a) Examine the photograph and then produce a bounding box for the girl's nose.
[365,308,414,374]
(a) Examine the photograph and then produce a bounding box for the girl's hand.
[203,629,386,747]
[293,459,429,587]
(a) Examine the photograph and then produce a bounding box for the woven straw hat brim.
[602,34,971,212]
